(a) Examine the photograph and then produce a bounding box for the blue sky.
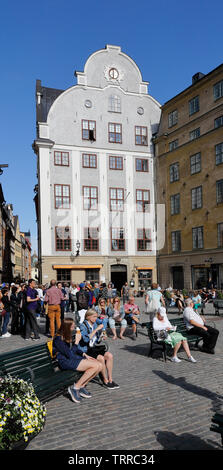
[0,0,222,253]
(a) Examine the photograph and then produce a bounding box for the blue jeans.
[1,311,10,335]
[96,317,109,331]
[109,317,127,329]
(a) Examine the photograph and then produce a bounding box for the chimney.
[192,72,205,84]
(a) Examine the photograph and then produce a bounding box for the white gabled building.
[33,45,161,292]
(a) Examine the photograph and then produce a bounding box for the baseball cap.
[79,283,85,288]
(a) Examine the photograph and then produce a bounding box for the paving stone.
[1,300,223,450]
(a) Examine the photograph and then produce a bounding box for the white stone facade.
[34,45,161,291]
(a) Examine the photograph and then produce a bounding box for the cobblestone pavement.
[1,299,223,450]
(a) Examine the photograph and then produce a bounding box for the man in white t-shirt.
[183,298,219,354]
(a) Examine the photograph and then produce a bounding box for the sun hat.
[157,306,166,317]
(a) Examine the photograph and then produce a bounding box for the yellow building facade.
[155,65,223,289]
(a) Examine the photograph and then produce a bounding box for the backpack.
[47,340,56,359]
[78,291,89,310]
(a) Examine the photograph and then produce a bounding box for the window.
[168,110,178,128]
[169,162,179,182]
[108,95,121,112]
[55,226,71,251]
[217,223,223,247]
[192,186,202,210]
[82,153,97,168]
[190,152,201,175]
[214,116,223,129]
[54,151,69,166]
[57,269,71,283]
[213,80,223,101]
[109,155,123,170]
[109,188,124,211]
[192,226,204,249]
[136,189,150,212]
[135,158,149,172]
[83,186,98,210]
[108,123,122,143]
[82,120,96,140]
[189,96,199,115]
[54,184,70,209]
[171,231,181,252]
[135,126,148,145]
[138,269,152,290]
[216,180,223,204]
[111,228,125,251]
[85,269,99,283]
[170,194,180,215]
[84,227,99,251]
[216,143,223,165]
[137,229,152,251]
[169,139,178,151]
[190,128,200,140]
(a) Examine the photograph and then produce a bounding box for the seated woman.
[175,290,185,315]
[53,317,102,404]
[94,297,109,338]
[153,307,197,363]
[78,309,119,390]
[124,294,140,341]
[192,291,202,310]
[107,297,127,340]
[169,292,176,307]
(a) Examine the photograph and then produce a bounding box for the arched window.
[108,95,121,113]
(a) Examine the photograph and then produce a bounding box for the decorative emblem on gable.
[104,65,124,83]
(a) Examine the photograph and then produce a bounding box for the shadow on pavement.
[154,430,221,450]
[121,343,151,357]
[153,370,223,412]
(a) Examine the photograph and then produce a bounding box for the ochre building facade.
[155,64,223,290]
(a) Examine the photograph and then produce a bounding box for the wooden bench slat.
[0,343,82,402]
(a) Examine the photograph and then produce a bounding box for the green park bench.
[0,342,82,402]
[210,412,223,446]
[141,317,203,362]
[213,299,223,316]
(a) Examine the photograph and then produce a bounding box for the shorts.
[87,345,107,358]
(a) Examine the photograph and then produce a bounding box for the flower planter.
[0,375,46,450]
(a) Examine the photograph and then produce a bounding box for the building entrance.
[110,264,127,294]
[172,266,184,290]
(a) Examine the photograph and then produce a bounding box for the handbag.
[157,329,168,341]
[0,309,6,317]
[87,343,108,356]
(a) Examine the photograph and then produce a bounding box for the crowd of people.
[0,278,221,404]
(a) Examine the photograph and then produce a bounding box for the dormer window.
[108,95,121,113]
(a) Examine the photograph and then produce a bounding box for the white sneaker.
[1,332,11,338]
[188,356,197,363]
[171,356,181,363]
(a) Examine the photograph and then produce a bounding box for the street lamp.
[0,164,9,175]
[76,240,80,257]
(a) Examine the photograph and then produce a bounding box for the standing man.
[76,283,90,323]
[25,279,40,340]
[44,280,64,338]
[57,282,67,322]
[121,282,129,304]
[183,298,219,354]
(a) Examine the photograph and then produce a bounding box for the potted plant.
[0,375,46,450]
